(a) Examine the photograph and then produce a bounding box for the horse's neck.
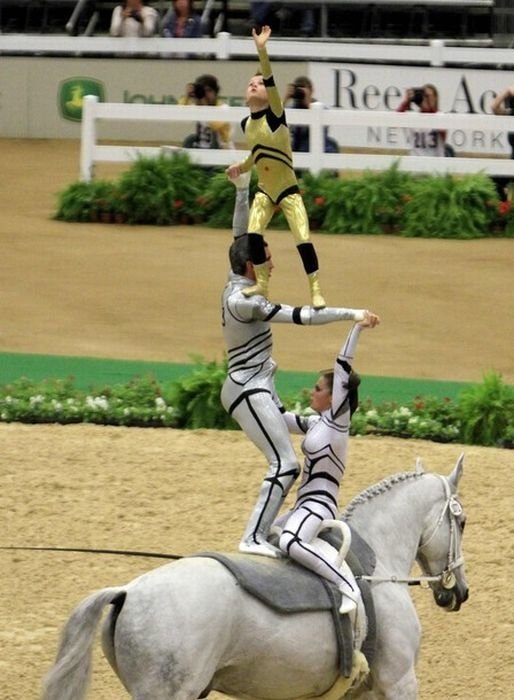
[347,475,439,575]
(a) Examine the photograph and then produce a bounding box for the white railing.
[80,94,514,181]
[1,33,512,66]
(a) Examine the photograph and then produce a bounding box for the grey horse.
[42,455,468,700]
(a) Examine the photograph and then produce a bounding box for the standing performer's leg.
[280,193,326,309]
[222,383,300,557]
[243,191,275,298]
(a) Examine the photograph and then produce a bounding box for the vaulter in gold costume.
[226,25,326,309]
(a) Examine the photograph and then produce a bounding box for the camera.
[411,88,425,106]
[193,82,206,100]
[292,86,305,102]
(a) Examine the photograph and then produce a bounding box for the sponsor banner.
[310,63,514,155]
[1,56,513,151]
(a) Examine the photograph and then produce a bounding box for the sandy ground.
[1,139,513,699]
[0,139,513,383]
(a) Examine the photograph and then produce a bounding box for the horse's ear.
[448,452,465,488]
[415,457,425,474]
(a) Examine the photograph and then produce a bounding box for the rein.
[356,475,464,589]
[0,545,182,559]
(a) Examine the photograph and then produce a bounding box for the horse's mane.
[343,471,424,521]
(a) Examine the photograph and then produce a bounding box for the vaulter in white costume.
[276,318,379,613]
[221,174,371,558]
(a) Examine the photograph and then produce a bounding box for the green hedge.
[1,363,512,448]
[55,154,514,239]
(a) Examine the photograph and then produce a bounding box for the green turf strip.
[0,352,475,404]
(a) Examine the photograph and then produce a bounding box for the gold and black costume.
[237,46,325,308]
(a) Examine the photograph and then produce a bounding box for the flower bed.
[54,154,514,239]
[1,366,512,448]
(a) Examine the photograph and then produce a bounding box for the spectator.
[179,74,233,149]
[284,76,339,155]
[110,0,158,37]
[490,86,514,201]
[162,0,202,37]
[397,84,446,157]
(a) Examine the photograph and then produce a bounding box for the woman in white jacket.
[110,0,158,37]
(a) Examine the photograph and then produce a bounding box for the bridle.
[417,475,464,589]
[356,475,465,588]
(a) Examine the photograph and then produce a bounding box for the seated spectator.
[179,74,233,149]
[284,76,339,154]
[162,0,202,37]
[110,0,158,37]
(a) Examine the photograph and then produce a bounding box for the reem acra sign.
[58,77,105,122]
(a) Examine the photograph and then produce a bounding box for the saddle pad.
[194,551,336,612]
[193,551,353,677]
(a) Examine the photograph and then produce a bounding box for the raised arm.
[252,26,283,118]
[331,313,380,415]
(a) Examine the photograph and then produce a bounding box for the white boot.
[239,538,282,558]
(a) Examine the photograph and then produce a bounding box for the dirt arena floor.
[1,139,513,699]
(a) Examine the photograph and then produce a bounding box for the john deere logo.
[58,77,105,122]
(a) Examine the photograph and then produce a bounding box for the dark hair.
[229,235,268,275]
[195,74,220,95]
[293,75,313,91]
[320,369,361,417]
[172,0,194,11]
[229,235,251,275]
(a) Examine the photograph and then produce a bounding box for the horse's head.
[416,454,469,612]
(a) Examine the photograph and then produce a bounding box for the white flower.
[30,394,44,406]
[51,400,62,411]
[399,406,412,417]
[366,409,378,419]
[86,395,109,410]
[155,397,166,412]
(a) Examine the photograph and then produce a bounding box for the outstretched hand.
[359,311,380,328]
[252,25,271,49]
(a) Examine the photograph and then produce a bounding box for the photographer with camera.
[110,0,158,37]
[490,86,514,201]
[179,74,232,150]
[397,84,446,158]
[284,76,339,157]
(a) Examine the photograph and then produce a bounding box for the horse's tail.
[42,586,126,700]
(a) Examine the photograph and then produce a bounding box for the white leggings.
[278,501,355,589]
[221,376,300,544]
